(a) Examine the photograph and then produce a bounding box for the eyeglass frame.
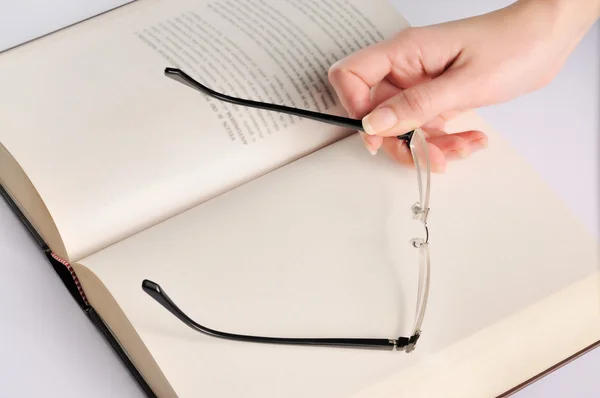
[141,67,431,353]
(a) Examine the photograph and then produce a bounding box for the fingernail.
[470,138,488,151]
[359,132,378,155]
[362,107,397,135]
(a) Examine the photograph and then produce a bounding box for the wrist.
[516,0,599,45]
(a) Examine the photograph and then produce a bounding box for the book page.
[0,0,407,262]
[74,111,599,398]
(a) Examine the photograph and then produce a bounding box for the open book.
[1,0,598,397]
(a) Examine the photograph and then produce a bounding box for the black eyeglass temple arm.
[163,67,413,141]
[142,279,420,351]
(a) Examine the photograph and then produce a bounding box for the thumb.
[362,69,470,137]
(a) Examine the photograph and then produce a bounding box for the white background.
[0,0,598,397]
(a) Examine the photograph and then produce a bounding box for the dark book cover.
[0,183,157,398]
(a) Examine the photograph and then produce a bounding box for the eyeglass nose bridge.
[410,202,430,248]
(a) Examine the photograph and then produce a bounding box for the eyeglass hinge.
[405,330,421,353]
[411,203,430,223]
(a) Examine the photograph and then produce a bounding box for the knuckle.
[401,86,431,116]
[393,26,426,49]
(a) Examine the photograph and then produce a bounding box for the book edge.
[0,1,136,56]
[498,339,600,397]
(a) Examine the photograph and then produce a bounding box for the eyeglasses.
[142,67,431,352]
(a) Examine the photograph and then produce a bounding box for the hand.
[328,0,600,173]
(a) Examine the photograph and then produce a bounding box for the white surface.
[0,1,598,397]
[0,0,134,51]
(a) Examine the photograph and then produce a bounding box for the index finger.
[328,41,393,118]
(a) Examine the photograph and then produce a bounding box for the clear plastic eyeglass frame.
[141,67,431,352]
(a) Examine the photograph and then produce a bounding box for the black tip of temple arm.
[142,279,162,297]
[142,279,184,317]
[163,66,187,83]
[163,67,219,98]
[164,66,179,76]
[164,67,192,81]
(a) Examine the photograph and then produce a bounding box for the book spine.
[41,249,89,309]
[47,251,89,307]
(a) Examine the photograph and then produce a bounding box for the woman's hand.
[328,0,600,173]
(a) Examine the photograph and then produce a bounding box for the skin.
[328,0,600,173]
